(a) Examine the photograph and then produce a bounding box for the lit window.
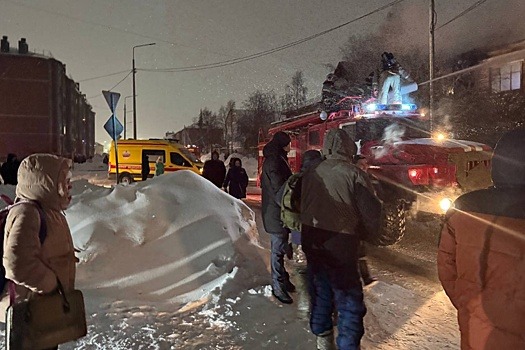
[490,61,522,92]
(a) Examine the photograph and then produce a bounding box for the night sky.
[2,0,524,143]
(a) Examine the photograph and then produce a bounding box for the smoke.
[372,123,406,159]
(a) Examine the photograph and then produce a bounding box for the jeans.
[308,264,366,350]
[269,230,290,289]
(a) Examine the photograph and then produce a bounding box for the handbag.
[6,279,87,350]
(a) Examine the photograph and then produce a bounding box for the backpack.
[280,173,303,231]
[0,197,47,293]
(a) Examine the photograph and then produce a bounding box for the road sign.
[102,90,121,113]
[104,114,124,141]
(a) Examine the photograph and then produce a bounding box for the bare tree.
[237,90,277,153]
[281,71,308,111]
[217,100,236,153]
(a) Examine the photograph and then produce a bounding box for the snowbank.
[67,171,261,305]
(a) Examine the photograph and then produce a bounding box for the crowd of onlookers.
[258,128,525,350]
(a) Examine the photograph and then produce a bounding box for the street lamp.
[132,42,156,139]
[123,95,135,139]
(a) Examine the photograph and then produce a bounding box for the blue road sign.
[104,114,124,141]
[102,90,121,113]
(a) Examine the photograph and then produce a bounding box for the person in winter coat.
[203,151,226,188]
[438,128,525,350]
[301,129,382,350]
[141,151,150,181]
[1,154,77,349]
[223,158,248,199]
[155,156,165,176]
[0,153,20,185]
[261,131,294,304]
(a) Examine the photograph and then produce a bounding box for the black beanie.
[272,131,291,148]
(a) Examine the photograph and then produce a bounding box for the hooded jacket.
[300,129,381,289]
[1,154,76,313]
[438,128,525,349]
[301,129,377,235]
[223,158,249,199]
[261,132,292,233]
[203,151,226,188]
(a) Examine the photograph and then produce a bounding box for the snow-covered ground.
[0,157,460,349]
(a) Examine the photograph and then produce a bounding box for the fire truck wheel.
[375,199,406,246]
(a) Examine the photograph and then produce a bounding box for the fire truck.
[257,100,492,246]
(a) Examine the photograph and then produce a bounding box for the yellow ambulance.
[108,139,203,183]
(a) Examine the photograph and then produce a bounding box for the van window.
[144,150,165,163]
[171,152,192,167]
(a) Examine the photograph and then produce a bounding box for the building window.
[491,61,522,92]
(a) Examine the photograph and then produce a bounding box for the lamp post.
[123,95,135,139]
[132,42,156,139]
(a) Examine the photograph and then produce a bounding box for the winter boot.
[316,329,336,350]
[359,259,377,286]
[272,285,293,304]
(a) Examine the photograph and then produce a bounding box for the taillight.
[408,165,455,186]
[408,167,429,185]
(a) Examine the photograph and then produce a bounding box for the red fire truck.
[258,100,492,245]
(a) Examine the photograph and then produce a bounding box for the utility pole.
[429,0,436,132]
[132,43,156,139]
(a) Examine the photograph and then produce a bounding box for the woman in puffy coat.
[223,157,249,199]
[1,154,77,349]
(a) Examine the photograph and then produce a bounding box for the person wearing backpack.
[1,154,78,349]
[278,150,323,257]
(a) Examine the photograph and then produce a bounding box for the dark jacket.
[223,158,248,199]
[203,152,226,188]
[438,128,525,349]
[261,132,292,233]
[0,153,20,185]
[300,129,381,288]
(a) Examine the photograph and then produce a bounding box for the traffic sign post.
[102,90,122,184]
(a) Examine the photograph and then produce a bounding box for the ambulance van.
[108,139,203,183]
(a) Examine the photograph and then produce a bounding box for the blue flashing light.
[364,103,378,112]
[401,103,417,111]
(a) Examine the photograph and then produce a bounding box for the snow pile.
[67,171,261,305]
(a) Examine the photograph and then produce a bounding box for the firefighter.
[378,52,411,105]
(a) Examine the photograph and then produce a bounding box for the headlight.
[439,198,453,212]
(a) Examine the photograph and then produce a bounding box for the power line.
[139,0,407,73]
[437,0,490,30]
[78,70,131,83]
[87,70,132,100]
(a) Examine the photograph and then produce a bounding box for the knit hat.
[272,131,291,148]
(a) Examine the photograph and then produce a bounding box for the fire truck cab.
[258,101,492,245]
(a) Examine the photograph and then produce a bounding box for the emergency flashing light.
[320,110,328,121]
[401,104,417,111]
[364,103,378,112]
